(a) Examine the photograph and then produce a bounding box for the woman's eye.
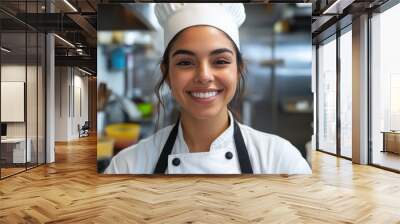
[215,60,231,65]
[176,60,193,66]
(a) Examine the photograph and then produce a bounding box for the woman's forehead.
[169,26,236,55]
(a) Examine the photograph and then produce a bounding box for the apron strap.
[153,119,253,174]
[153,120,180,174]
[233,121,253,174]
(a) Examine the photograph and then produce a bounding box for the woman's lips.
[186,89,223,103]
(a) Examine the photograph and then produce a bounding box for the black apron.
[153,119,253,174]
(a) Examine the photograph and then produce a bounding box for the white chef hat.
[154,3,246,50]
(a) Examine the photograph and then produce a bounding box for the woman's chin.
[185,107,224,120]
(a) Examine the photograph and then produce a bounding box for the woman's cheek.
[224,71,239,99]
[169,72,187,99]
[227,82,237,101]
[170,81,181,100]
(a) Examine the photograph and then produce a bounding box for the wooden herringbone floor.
[1,136,400,224]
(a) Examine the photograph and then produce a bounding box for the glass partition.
[1,30,28,177]
[371,3,400,171]
[317,36,337,155]
[339,28,352,158]
[38,31,45,165]
[27,30,38,169]
[0,1,46,179]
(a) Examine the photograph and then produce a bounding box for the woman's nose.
[194,62,214,84]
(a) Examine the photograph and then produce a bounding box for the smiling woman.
[103,3,311,175]
[165,27,240,121]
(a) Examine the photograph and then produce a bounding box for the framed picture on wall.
[1,81,25,122]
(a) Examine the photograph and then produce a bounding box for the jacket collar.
[174,111,235,154]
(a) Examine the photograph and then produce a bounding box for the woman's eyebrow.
[210,48,233,56]
[172,49,195,57]
[172,48,233,57]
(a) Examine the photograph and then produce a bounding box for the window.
[370,2,400,171]
[317,37,337,154]
[339,28,352,158]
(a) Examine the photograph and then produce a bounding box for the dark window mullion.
[336,28,341,157]
[44,0,47,165]
[316,44,320,151]
[367,12,373,165]
[25,0,28,171]
[36,0,39,168]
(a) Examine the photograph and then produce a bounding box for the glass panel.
[0,1,46,178]
[26,0,39,169]
[317,37,337,154]
[339,29,352,158]
[1,25,28,178]
[371,4,400,171]
[36,0,46,165]
[27,31,38,169]
[38,32,45,165]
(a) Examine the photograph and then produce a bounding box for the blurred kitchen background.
[97,3,313,172]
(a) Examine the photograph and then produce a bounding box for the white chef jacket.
[104,113,312,175]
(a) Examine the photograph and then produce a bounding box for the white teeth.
[190,91,218,99]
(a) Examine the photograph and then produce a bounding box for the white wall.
[54,67,69,141]
[54,67,89,141]
[72,73,89,138]
[1,65,25,131]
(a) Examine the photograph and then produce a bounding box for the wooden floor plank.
[0,135,399,223]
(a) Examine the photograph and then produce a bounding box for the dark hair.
[154,28,247,129]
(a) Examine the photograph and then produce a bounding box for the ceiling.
[0,0,98,73]
[311,0,391,44]
[2,0,386,73]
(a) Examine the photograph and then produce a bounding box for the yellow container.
[105,123,141,149]
[97,137,114,159]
